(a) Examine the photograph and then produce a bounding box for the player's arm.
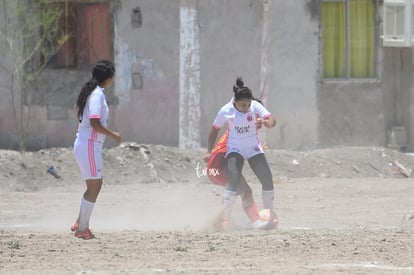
[254,101,276,128]
[90,118,121,142]
[257,114,276,128]
[204,126,220,161]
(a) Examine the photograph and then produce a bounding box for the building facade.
[0,0,412,151]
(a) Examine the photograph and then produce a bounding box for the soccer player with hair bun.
[205,77,277,230]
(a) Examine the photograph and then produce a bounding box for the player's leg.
[72,179,101,239]
[79,179,102,228]
[72,139,103,239]
[238,175,260,222]
[248,153,274,208]
[248,153,278,229]
[220,152,244,229]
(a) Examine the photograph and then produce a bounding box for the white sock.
[78,197,95,231]
[222,190,237,220]
[262,190,274,210]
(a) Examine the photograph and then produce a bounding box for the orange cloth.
[207,130,228,186]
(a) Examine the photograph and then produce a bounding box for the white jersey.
[76,86,109,144]
[213,98,271,149]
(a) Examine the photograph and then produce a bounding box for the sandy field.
[1,143,414,274]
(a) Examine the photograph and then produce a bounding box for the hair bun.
[236,77,244,88]
[233,85,238,93]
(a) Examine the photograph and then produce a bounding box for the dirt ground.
[1,143,414,274]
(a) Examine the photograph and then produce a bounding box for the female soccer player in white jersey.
[206,77,277,230]
[71,60,121,240]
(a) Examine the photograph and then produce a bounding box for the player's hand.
[256,118,264,129]
[257,118,272,128]
[112,132,122,143]
[203,153,211,163]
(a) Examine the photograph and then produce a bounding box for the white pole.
[405,0,412,46]
[179,0,201,149]
[259,0,273,146]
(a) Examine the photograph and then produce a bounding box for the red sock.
[241,192,260,222]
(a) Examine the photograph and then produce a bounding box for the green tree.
[0,0,68,152]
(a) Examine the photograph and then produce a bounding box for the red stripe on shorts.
[88,139,97,177]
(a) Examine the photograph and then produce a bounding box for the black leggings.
[226,152,274,192]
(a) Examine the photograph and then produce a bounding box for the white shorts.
[73,138,103,180]
[226,144,264,159]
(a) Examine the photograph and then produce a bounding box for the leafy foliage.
[0,0,69,151]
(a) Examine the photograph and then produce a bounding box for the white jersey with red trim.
[213,99,271,149]
[76,86,109,144]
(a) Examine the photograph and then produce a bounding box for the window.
[322,0,376,79]
[47,1,111,68]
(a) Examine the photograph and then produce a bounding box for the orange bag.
[207,130,228,186]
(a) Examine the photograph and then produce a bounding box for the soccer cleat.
[75,228,95,240]
[70,220,78,232]
[269,210,278,229]
[253,219,270,230]
[253,210,278,230]
[216,219,231,231]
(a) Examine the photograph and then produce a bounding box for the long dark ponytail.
[76,60,115,120]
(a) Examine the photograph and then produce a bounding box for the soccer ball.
[258,209,278,229]
[258,208,271,221]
